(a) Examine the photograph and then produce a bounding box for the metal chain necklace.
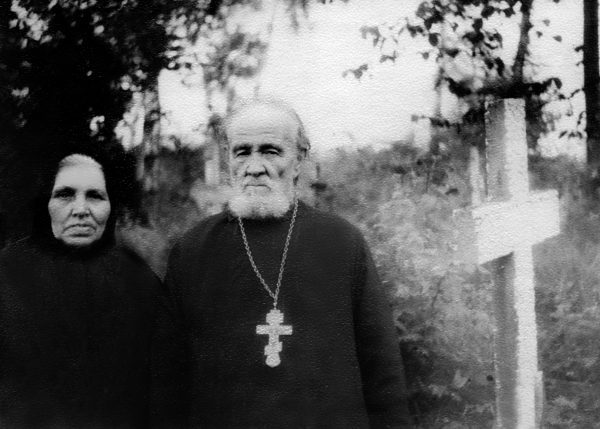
[237,197,298,368]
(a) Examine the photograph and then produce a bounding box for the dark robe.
[0,237,161,428]
[152,201,412,428]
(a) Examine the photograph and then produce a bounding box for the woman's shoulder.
[112,243,159,276]
[0,236,40,263]
[0,237,50,288]
[96,244,163,299]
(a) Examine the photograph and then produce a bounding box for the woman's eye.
[87,191,106,200]
[52,189,73,199]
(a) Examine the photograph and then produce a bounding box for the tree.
[584,0,600,173]
[337,0,572,423]
[0,0,331,239]
[346,0,564,153]
[0,0,232,238]
[165,0,325,187]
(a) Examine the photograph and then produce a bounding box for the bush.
[118,149,207,277]
[320,143,496,427]
[320,145,600,427]
[531,156,600,427]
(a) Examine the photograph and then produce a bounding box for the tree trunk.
[136,81,162,192]
[512,0,543,151]
[512,0,532,84]
[584,0,600,169]
[253,0,279,97]
[0,0,13,126]
[0,0,9,61]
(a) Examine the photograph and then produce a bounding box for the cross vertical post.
[459,98,560,428]
[486,98,538,428]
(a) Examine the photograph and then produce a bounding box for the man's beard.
[228,180,294,219]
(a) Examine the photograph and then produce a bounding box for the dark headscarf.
[30,142,139,251]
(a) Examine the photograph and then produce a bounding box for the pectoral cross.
[256,309,293,367]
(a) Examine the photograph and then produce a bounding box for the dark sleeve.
[150,243,190,429]
[352,234,414,428]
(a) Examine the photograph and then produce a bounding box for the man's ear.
[296,147,308,162]
[293,149,307,179]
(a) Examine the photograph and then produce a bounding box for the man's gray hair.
[223,97,311,157]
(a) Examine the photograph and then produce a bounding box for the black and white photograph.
[0,0,593,427]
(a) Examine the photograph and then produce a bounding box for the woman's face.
[48,162,111,247]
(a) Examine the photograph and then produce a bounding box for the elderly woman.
[0,151,160,428]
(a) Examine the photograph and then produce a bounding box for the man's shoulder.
[302,203,361,231]
[173,211,228,254]
[301,203,365,245]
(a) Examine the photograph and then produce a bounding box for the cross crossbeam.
[460,190,559,265]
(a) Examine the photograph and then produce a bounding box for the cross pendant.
[256,308,293,367]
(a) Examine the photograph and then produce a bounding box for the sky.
[158,0,586,159]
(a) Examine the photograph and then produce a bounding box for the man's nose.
[245,154,267,176]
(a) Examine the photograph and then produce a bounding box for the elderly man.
[152,99,412,428]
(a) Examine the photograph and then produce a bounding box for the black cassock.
[152,201,413,428]
[0,238,161,428]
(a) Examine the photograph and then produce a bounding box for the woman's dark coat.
[0,236,161,428]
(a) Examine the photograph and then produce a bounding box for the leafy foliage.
[0,0,222,238]
[531,156,600,427]
[119,147,207,275]
[317,145,600,427]
[348,0,523,90]
[169,3,269,112]
[318,142,496,427]
[344,0,568,151]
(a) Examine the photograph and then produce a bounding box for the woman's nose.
[71,196,89,217]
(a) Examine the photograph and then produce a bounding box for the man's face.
[228,106,301,201]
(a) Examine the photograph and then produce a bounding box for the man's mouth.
[244,183,271,190]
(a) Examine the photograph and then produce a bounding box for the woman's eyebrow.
[87,188,108,195]
[51,186,75,194]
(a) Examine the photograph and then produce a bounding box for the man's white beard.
[228,181,294,219]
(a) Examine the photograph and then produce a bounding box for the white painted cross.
[256,309,293,368]
[459,99,560,428]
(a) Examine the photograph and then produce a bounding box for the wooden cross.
[256,309,293,368]
[459,99,560,428]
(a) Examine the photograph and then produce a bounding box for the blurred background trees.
[584,0,600,181]
[2,0,600,426]
[1,0,208,236]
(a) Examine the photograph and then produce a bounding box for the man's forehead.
[228,105,299,139]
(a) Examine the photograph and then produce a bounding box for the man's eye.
[234,150,250,157]
[264,148,280,155]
